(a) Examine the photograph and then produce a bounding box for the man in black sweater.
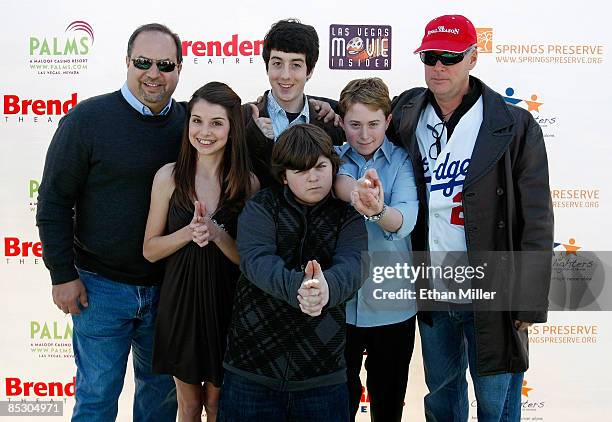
[36,23,185,421]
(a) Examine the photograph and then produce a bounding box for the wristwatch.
[364,204,387,222]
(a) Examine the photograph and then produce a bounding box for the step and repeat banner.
[1,0,610,420]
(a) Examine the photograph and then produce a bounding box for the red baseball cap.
[414,15,477,53]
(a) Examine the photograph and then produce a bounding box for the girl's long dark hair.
[173,82,252,212]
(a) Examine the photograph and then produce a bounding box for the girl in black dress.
[143,82,258,421]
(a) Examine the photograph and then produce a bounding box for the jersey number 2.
[451,192,464,226]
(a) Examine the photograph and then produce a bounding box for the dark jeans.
[217,371,349,422]
[419,310,523,422]
[345,317,416,422]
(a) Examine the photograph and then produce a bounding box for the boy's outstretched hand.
[351,168,384,217]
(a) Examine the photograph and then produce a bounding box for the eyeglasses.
[426,122,446,160]
[420,48,473,66]
[130,57,177,72]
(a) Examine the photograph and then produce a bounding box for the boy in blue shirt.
[334,78,419,422]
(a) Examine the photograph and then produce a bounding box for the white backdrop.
[1,0,611,420]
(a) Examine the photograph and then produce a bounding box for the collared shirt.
[121,82,172,116]
[336,137,419,327]
[266,91,309,140]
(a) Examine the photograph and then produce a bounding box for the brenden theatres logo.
[28,21,94,76]
[502,86,557,138]
[3,377,75,398]
[3,236,43,265]
[181,34,264,65]
[30,320,74,359]
[1,93,77,124]
[476,27,604,64]
[329,25,391,70]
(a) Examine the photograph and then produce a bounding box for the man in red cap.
[388,14,553,422]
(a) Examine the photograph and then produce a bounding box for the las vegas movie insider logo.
[329,25,391,70]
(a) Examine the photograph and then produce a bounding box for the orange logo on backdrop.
[521,380,533,397]
[476,28,493,53]
[562,238,581,255]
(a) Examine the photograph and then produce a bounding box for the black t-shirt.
[285,111,301,123]
[427,76,483,140]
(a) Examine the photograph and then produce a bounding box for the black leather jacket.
[389,77,554,375]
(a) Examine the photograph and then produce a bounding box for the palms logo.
[28,20,94,77]
[30,20,94,56]
[65,21,94,44]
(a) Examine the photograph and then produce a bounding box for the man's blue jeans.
[217,371,349,421]
[71,268,177,421]
[419,310,523,422]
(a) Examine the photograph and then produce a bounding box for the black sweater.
[36,90,186,285]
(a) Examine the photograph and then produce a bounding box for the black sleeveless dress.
[153,193,240,386]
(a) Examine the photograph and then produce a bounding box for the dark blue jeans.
[217,371,349,421]
[419,310,523,422]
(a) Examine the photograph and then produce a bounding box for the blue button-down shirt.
[336,137,419,327]
[267,91,309,140]
[121,82,172,116]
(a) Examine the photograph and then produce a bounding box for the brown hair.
[271,124,340,184]
[173,82,252,211]
[337,77,391,118]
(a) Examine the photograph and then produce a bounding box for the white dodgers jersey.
[416,98,483,252]
[416,98,483,302]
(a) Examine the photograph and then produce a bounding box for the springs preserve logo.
[28,21,94,76]
[475,27,604,65]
